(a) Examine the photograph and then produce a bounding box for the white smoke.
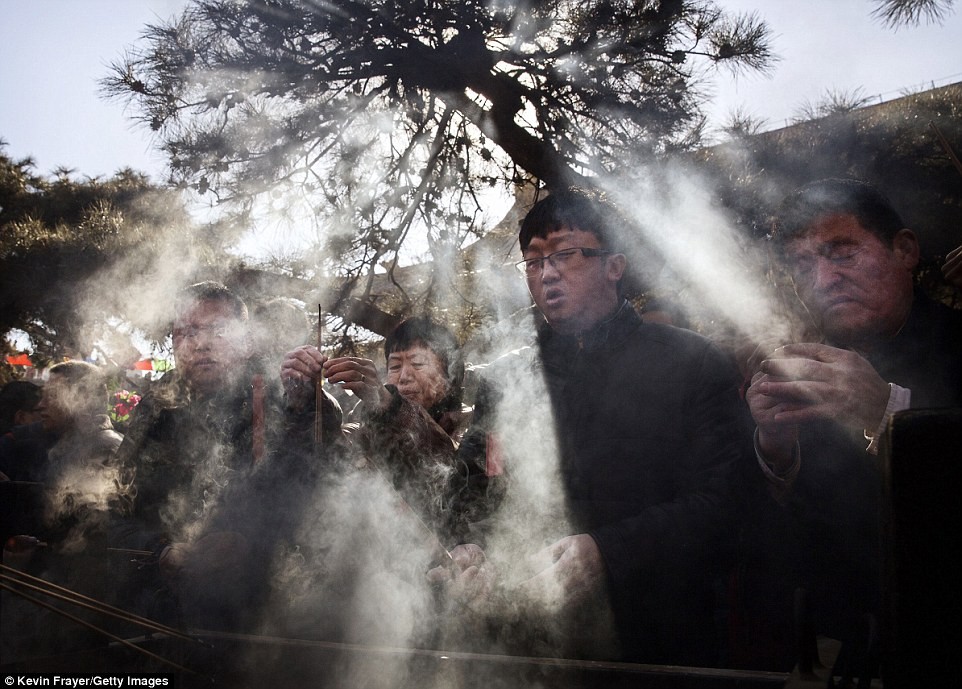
[603,163,796,349]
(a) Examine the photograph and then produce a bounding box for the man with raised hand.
[741,178,962,670]
[115,281,341,630]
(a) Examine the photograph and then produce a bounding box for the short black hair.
[772,178,906,249]
[519,187,628,254]
[174,281,249,322]
[384,316,464,413]
[0,380,42,432]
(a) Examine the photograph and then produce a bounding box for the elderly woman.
[356,316,465,436]
[281,316,467,539]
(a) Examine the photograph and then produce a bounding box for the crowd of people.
[1,179,960,681]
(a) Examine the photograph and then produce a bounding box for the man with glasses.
[437,188,749,666]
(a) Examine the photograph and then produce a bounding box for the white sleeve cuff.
[864,383,912,455]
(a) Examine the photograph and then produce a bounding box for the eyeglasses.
[515,247,611,277]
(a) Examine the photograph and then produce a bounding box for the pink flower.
[110,389,142,422]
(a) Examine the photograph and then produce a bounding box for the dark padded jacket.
[456,303,751,665]
[736,293,962,670]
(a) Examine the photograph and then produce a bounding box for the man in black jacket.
[438,188,750,666]
[114,281,341,630]
[741,178,962,671]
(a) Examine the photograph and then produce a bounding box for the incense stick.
[106,547,154,556]
[0,581,197,674]
[0,563,202,645]
[315,304,324,446]
[189,628,790,681]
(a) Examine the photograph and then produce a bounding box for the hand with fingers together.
[323,355,392,410]
[280,345,327,410]
[426,543,498,612]
[747,342,890,466]
[516,534,606,611]
[745,367,800,471]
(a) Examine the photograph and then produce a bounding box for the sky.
[1,0,961,183]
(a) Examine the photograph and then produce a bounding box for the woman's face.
[386,344,449,411]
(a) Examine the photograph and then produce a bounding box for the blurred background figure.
[0,380,49,482]
[250,297,312,374]
[1,361,124,662]
[34,361,125,546]
[0,380,43,435]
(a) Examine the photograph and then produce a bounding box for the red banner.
[5,353,33,367]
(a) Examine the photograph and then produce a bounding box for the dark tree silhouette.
[793,88,875,123]
[0,145,200,364]
[104,0,774,312]
[871,0,956,26]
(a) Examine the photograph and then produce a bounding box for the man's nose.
[540,257,562,281]
[811,258,844,292]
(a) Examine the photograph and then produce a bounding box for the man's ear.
[606,253,627,282]
[892,228,920,271]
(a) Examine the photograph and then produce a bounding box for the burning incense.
[362,455,454,566]
[315,304,324,447]
[0,563,203,645]
[0,579,197,674]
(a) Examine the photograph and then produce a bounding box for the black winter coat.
[457,304,751,665]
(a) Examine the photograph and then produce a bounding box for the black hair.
[772,178,906,249]
[0,380,42,433]
[519,187,628,254]
[384,316,464,415]
[175,281,249,322]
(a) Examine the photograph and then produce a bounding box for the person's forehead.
[785,213,879,256]
[524,226,601,253]
[388,343,438,361]
[175,299,241,325]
